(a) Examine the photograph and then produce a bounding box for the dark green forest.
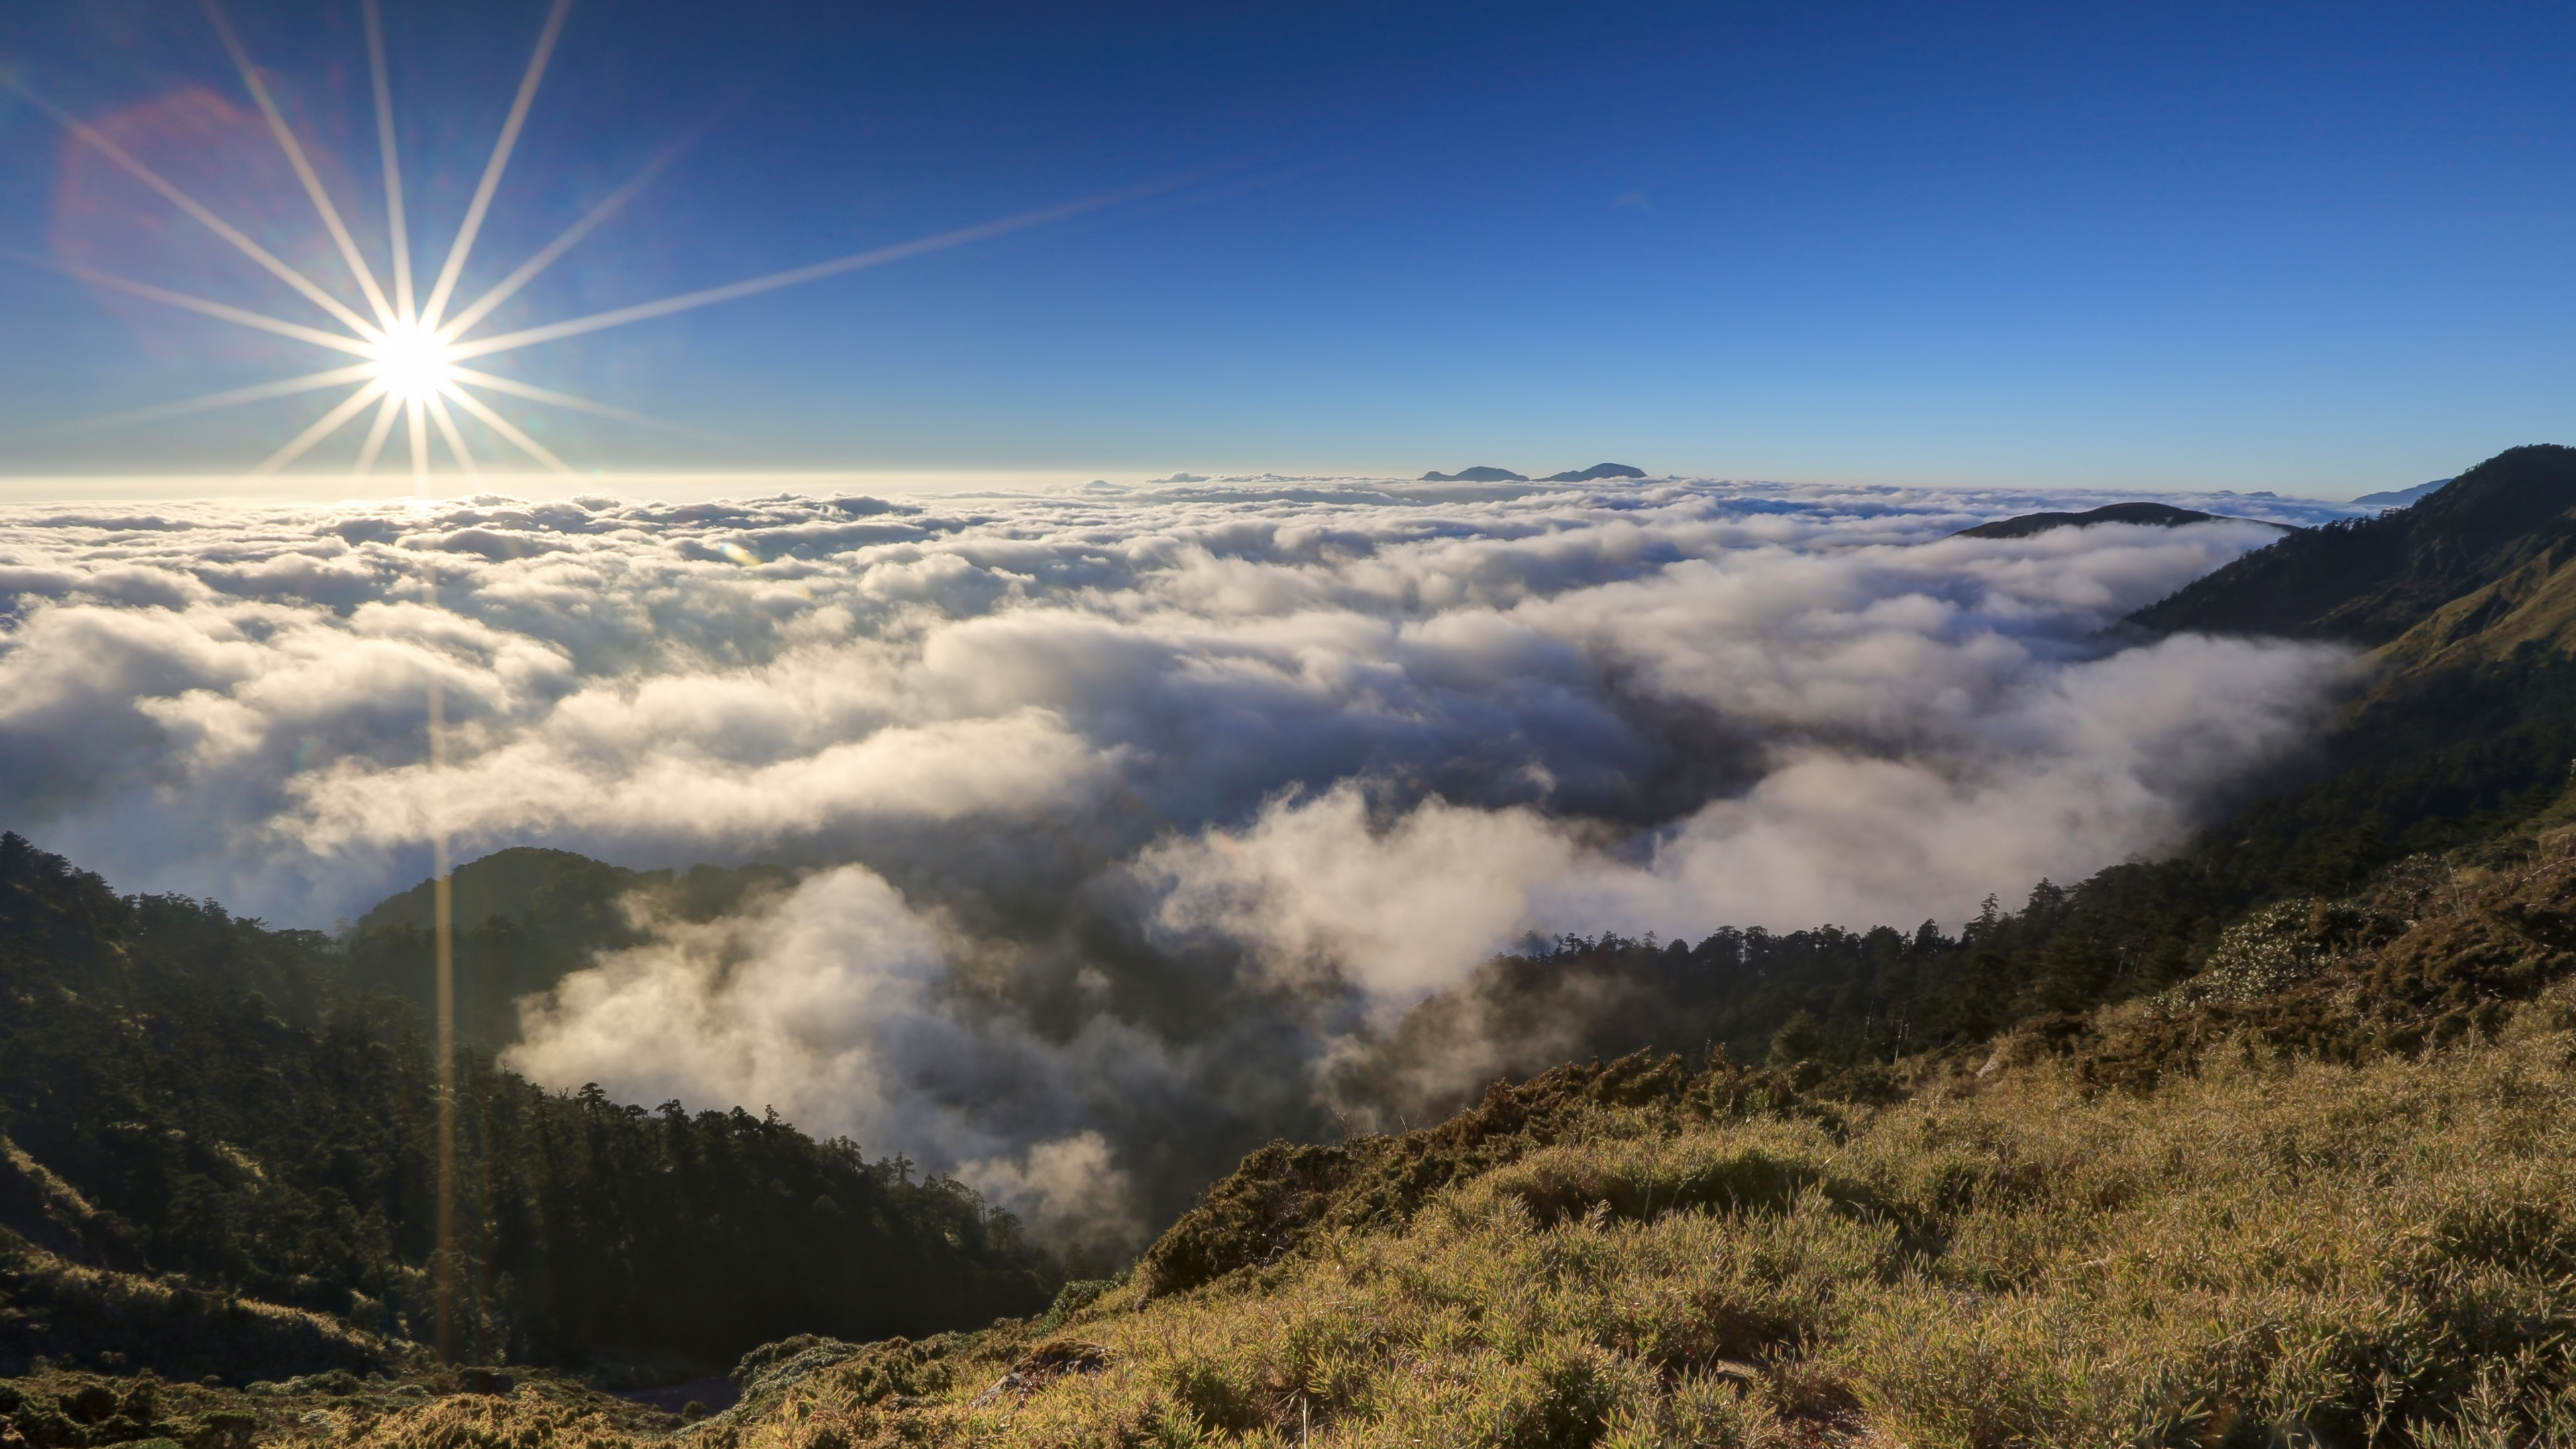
[0,834,1057,1379]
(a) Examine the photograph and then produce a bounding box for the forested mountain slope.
[0,835,1057,1381]
[344,849,795,1051]
[2132,442,2576,647]
[323,678,2576,1446]
[2151,443,2576,893]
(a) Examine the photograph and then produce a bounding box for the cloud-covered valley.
[0,476,2362,1246]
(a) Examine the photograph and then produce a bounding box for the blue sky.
[1,0,2569,494]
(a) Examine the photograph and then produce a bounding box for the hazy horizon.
[0,468,2451,509]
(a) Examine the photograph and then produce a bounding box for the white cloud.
[0,478,2362,1228]
[1142,782,1584,1007]
[505,864,950,1139]
[953,1132,1145,1267]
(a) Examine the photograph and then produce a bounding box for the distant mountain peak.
[1955,501,2285,540]
[1419,465,1529,482]
[1542,462,1648,482]
[2351,478,2453,508]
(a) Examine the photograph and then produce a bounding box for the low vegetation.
[1071,1025,2576,1448]
[184,976,2574,1448]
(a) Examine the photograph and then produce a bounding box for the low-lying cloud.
[0,476,2360,1245]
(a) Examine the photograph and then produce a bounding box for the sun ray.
[443,364,721,439]
[418,0,574,331]
[30,11,1166,477]
[407,396,431,485]
[254,381,386,474]
[425,390,479,475]
[363,0,415,324]
[447,185,1156,362]
[42,362,378,435]
[14,252,378,356]
[441,382,572,474]
[201,0,395,329]
[354,390,402,475]
[3,77,382,340]
[437,129,702,343]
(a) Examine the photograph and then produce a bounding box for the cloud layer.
[0,476,2360,1242]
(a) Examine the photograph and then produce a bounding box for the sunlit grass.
[324,985,2576,1448]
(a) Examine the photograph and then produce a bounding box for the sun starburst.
[368,324,459,406]
[9,0,1158,484]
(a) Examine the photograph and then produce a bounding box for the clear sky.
[1,0,2569,496]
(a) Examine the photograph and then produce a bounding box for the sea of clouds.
[0,475,2365,1250]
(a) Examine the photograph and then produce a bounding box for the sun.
[9,0,1141,484]
[368,324,459,405]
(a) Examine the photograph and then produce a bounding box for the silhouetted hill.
[1540,462,1647,482]
[356,847,794,939]
[356,847,645,938]
[1418,466,1527,482]
[1955,500,2282,539]
[347,849,795,1050]
[2352,477,2452,508]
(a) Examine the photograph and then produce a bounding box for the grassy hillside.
[251,957,2576,1448]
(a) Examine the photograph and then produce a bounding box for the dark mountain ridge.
[1418,466,1526,482]
[1954,500,2286,539]
[2351,476,2452,508]
[1419,463,1650,483]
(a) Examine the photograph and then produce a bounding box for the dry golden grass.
[335,992,2576,1449]
[339,1383,646,1449]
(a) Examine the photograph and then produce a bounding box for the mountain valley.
[9,446,2576,1446]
